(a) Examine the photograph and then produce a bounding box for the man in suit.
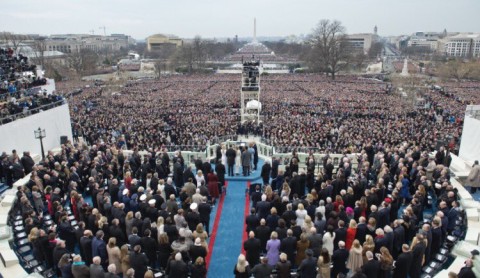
[226,146,236,176]
[377,202,390,228]
[332,241,349,278]
[355,217,368,244]
[251,257,273,278]
[307,227,323,257]
[130,245,149,278]
[90,256,105,278]
[334,220,347,251]
[280,229,297,266]
[261,161,271,186]
[324,158,334,180]
[458,259,476,278]
[80,230,93,265]
[198,198,212,234]
[430,219,443,260]
[109,218,126,247]
[362,251,380,278]
[271,157,279,180]
[216,160,226,194]
[20,151,35,174]
[246,208,260,233]
[241,147,251,176]
[393,244,412,278]
[128,227,141,247]
[256,194,271,220]
[255,219,271,253]
[92,230,108,267]
[447,201,459,233]
[392,220,405,258]
[140,229,158,268]
[298,249,317,277]
[243,231,261,267]
[374,228,388,253]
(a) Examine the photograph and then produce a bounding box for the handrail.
[0,99,66,125]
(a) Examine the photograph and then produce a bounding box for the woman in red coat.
[207,172,220,204]
[345,219,357,250]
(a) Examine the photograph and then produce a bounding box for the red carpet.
[205,181,228,268]
[240,181,251,254]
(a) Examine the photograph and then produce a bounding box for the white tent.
[246,100,262,110]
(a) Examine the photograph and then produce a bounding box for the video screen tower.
[240,58,261,124]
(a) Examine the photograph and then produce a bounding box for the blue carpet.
[207,159,265,277]
[207,180,247,278]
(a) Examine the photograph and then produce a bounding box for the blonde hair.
[108,237,117,248]
[352,239,361,249]
[236,254,248,273]
[271,231,278,239]
[349,219,357,229]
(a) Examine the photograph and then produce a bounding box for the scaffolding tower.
[240,59,261,124]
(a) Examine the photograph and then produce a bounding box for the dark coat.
[246,214,260,233]
[409,241,426,278]
[130,251,149,278]
[280,236,297,263]
[334,227,347,250]
[92,237,107,263]
[90,264,106,278]
[243,237,262,266]
[362,259,381,278]
[458,266,476,278]
[355,223,368,244]
[189,245,207,263]
[298,257,317,277]
[393,251,412,278]
[332,248,349,277]
[79,236,93,265]
[251,263,273,278]
[226,148,236,165]
[167,260,189,278]
[140,236,158,264]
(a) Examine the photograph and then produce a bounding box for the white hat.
[148,199,156,205]
[194,237,202,246]
[139,194,146,201]
[190,203,198,210]
[122,189,129,195]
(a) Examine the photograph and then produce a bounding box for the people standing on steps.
[226,146,236,177]
[235,146,242,176]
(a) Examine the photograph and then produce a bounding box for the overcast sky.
[1,0,479,40]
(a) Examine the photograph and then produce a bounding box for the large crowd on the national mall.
[2,72,480,278]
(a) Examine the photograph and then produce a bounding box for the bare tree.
[192,36,207,68]
[171,36,208,73]
[308,19,349,79]
[1,32,29,55]
[67,49,98,77]
[30,37,48,68]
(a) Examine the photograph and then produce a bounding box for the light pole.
[34,127,46,161]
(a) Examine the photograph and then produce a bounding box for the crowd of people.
[5,133,476,278]
[3,71,479,278]
[60,74,477,155]
[1,47,47,97]
[238,141,472,278]
[0,47,58,124]
[7,140,224,278]
[0,91,65,124]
